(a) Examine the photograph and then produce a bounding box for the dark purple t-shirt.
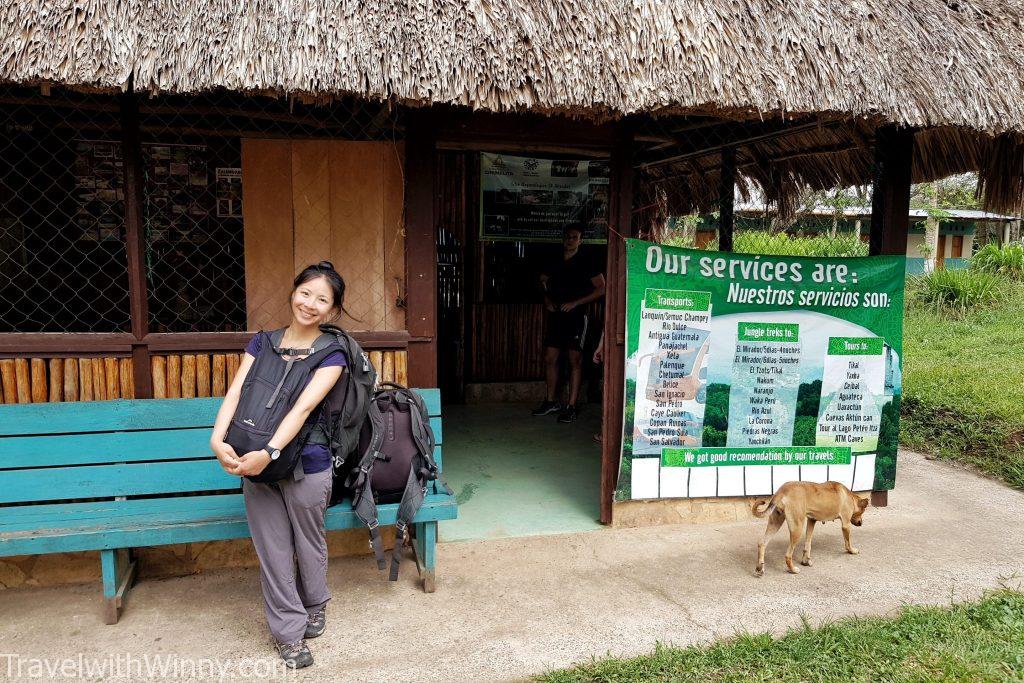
[244,334,346,474]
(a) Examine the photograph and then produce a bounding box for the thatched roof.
[4,1,1024,216]
[4,0,1024,134]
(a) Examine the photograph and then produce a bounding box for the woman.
[209,261,347,669]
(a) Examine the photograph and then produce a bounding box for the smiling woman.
[207,261,349,669]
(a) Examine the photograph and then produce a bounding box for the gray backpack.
[338,383,443,580]
[225,325,375,484]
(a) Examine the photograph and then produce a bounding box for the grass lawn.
[537,590,1024,682]
[901,282,1024,489]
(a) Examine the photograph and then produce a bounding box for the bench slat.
[0,494,458,556]
[0,460,238,504]
[0,428,212,469]
[0,418,440,469]
[0,398,220,436]
[0,390,438,437]
[0,442,441,505]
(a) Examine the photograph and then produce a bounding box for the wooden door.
[241,140,405,332]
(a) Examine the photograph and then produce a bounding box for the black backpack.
[225,325,375,484]
[337,382,441,581]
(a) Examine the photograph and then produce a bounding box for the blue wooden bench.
[0,388,456,624]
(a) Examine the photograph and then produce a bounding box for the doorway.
[433,150,607,541]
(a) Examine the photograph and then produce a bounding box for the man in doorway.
[532,223,606,423]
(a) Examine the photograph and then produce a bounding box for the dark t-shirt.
[244,334,346,474]
[543,250,601,304]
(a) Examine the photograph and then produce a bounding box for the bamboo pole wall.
[151,350,408,398]
[0,350,408,403]
[0,357,136,403]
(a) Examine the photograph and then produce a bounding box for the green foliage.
[538,590,1024,682]
[908,269,1009,316]
[791,416,816,447]
[873,395,901,490]
[700,383,730,446]
[903,284,1024,490]
[971,242,1024,280]
[732,231,869,257]
[795,380,822,418]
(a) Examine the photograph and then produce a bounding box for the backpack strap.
[346,398,388,571]
[389,466,427,581]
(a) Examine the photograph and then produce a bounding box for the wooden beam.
[600,125,635,525]
[120,85,153,399]
[404,111,438,387]
[637,118,844,170]
[719,147,736,252]
[869,126,914,258]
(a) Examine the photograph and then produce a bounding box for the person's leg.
[281,470,332,617]
[566,349,583,407]
[544,346,560,401]
[243,479,308,645]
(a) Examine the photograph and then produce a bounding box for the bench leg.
[101,548,137,625]
[411,521,437,593]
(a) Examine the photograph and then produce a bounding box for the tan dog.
[751,481,869,576]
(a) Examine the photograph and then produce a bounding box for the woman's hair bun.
[317,260,335,271]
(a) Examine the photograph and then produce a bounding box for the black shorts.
[543,310,589,351]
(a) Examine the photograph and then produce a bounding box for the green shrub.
[664,231,869,257]
[971,241,1024,279]
[909,269,1008,315]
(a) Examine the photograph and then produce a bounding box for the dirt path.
[1,451,1021,682]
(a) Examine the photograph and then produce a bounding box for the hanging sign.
[618,239,905,500]
[479,152,609,243]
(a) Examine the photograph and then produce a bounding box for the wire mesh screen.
[0,87,131,333]
[0,86,404,334]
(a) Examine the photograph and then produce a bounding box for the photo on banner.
[479,152,609,243]
[617,239,905,501]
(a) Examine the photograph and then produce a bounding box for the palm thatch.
[5,0,1024,132]
[4,1,1024,213]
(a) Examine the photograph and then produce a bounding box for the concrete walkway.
[1,451,1022,683]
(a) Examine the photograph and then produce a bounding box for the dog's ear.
[858,498,869,510]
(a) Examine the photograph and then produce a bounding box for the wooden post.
[196,354,211,397]
[63,358,79,401]
[120,84,153,399]
[404,111,438,388]
[600,125,635,525]
[79,358,94,401]
[718,146,736,252]
[0,359,17,404]
[869,126,913,259]
[868,125,914,508]
[30,359,47,403]
[48,358,63,402]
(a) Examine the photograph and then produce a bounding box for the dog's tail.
[751,497,776,518]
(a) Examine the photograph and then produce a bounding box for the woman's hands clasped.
[211,441,271,477]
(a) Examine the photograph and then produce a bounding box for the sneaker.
[557,405,578,423]
[531,400,562,416]
[276,639,313,669]
[305,607,326,639]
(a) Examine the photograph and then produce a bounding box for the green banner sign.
[618,239,905,501]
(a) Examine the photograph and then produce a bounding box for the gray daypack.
[225,325,375,484]
[338,382,443,581]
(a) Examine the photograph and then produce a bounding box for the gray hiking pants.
[243,469,332,644]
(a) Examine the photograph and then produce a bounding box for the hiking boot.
[305,607,326,639]
[531,400,562,416]
[276,639,313,669]
[557,405,578,423]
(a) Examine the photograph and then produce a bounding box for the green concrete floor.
[439,402,604,542]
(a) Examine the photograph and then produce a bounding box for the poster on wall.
[479,152,609,243]
[617,238,905,501]
[215,167,243,218]
[72,139,125,242]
